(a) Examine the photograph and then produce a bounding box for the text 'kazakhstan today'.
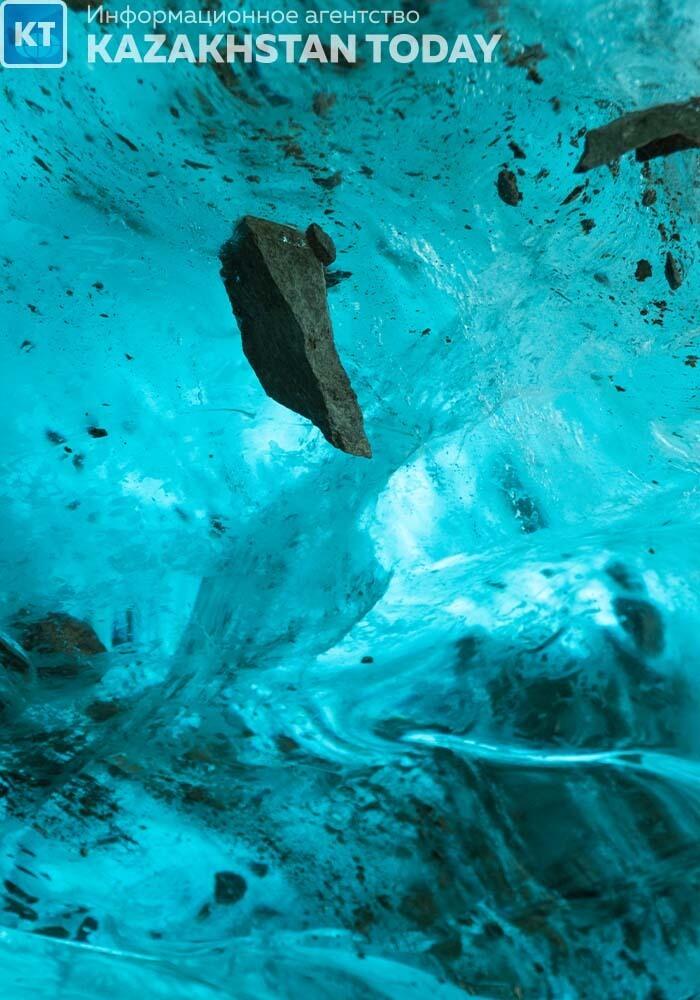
[87,33,503,65]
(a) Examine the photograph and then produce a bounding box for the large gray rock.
[575,98,700,172]
[219,216,371,458]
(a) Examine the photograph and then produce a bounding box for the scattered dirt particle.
[115,133,138,152]
[496,168,522,206]
[562,184,585,205]
[276,734,299,754]
[313,171,342,190]
[35,926,70,939]
[214,872,247,905]
[635,259,652,282]
[665,252,683,290]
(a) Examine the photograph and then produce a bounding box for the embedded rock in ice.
[18,612,106,656]
[635,259,652,282]
[305,222,337,266]
[8,611,107,682]
[496,167,523,206]
[214,871,247,905]
[219,215,371,458]
[665,251,684,290]
[575,97,700,171]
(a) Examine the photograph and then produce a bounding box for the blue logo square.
[1,0,67,68]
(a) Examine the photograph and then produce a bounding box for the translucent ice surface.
[0,1,699,997]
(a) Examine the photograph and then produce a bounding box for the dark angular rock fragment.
[665,252,683,290]
[76,916,98,942]
[325,269,352,289]
[635,259,652,282]
[575,98,700,172]
[35,926,71,940]
[214,871,247,905]
[20,613,105,656]
[219,216,371,458]
[5,880,36,904]
[313,171,342,190]
[3,615,102,694]
[496,168,522,206]
[306,223,336,266]
[562,184,585,205]
[3,894,37,921]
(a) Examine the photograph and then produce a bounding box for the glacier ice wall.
[0,0,699,997]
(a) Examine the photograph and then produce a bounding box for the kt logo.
[1,0,67,68]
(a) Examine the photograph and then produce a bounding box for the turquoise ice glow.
[0,1,699,997]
